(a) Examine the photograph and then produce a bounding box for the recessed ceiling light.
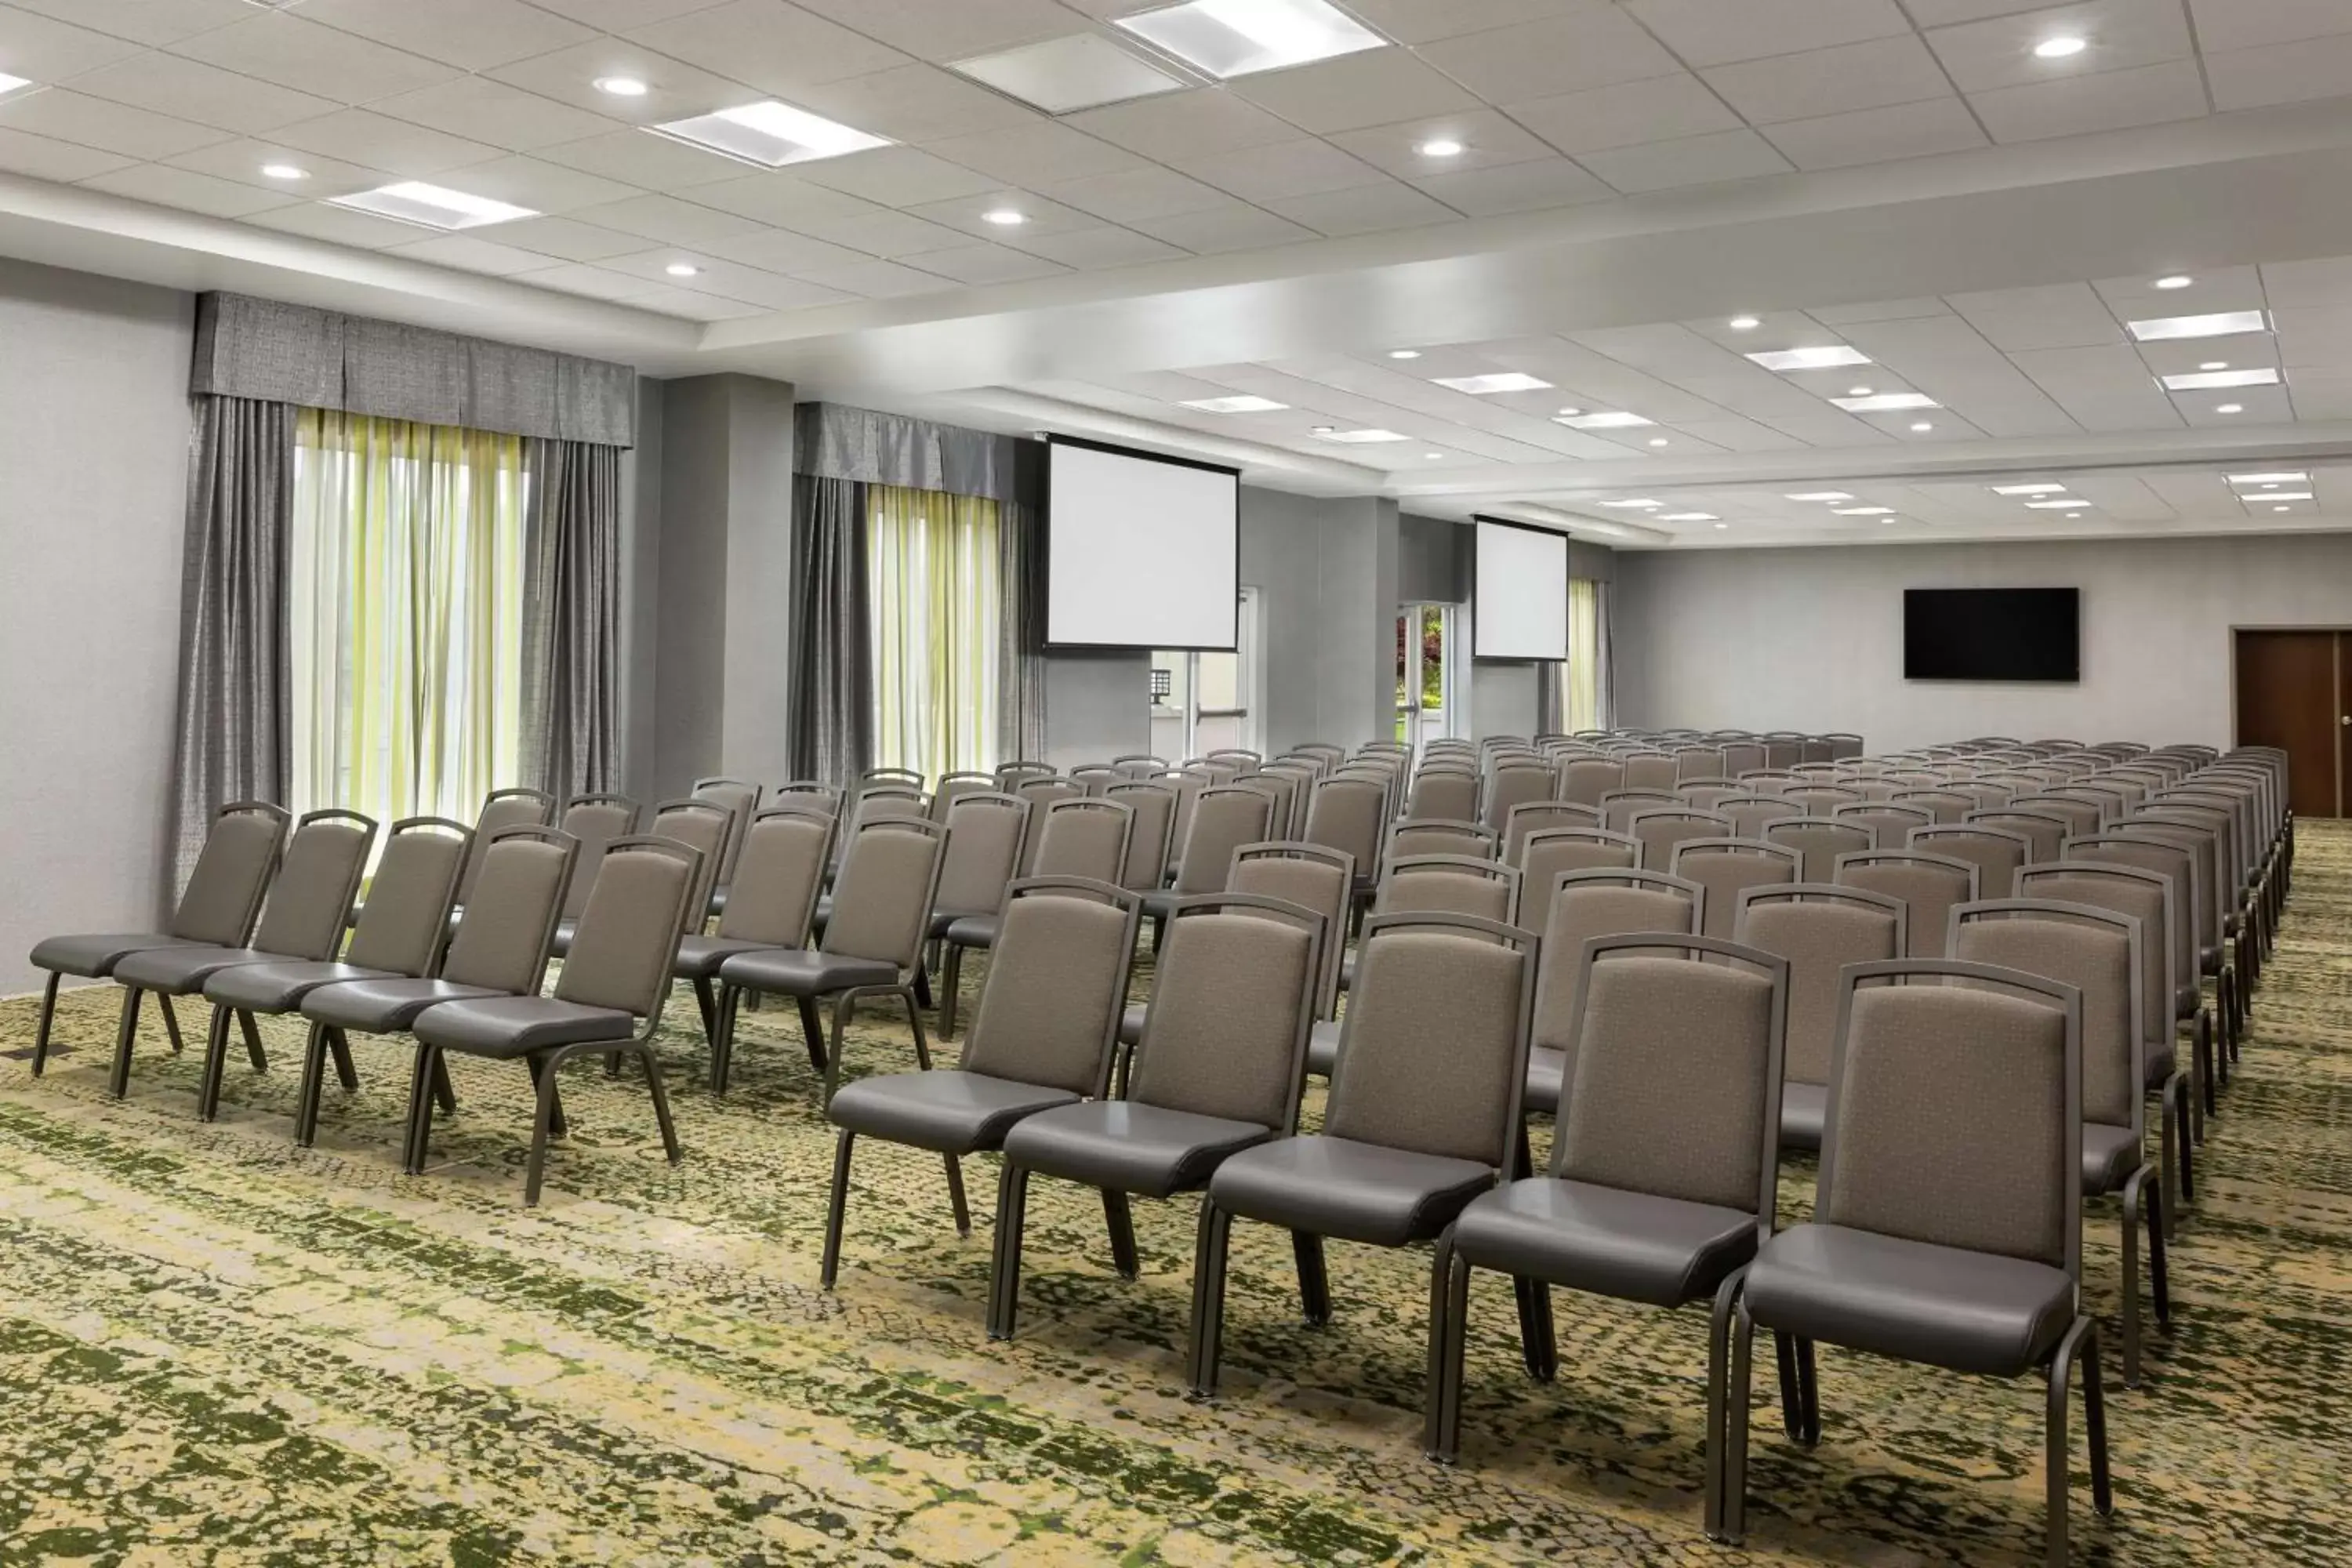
[1647,437,1670,447]
[1388,349,1421,360]
[2200,361,2229,371]
[983,207,1028,226]
[1747,345,1871,372]
[2229,471,2307,485]
[1714,522,1730,530]
[1178,394,1288,412]
[2034,35,2088,58]
[2153,274,2193,289]
[595,75,649,97]
[1310,424,1334,434]
[1661,512,1717,522]
[1785,491,1853,502]
[665,261,700,277]
[2257,492,2314,501]
[1424,451,1443,459]
[1557,410,1652,429]
[1729,316,1761,331]
[1910,421,1935,432]
[1833,392,1940,412]
[2216,403,2245,414]
[1834,506,1895,515]
[1991,483,2068,495]
[2162,368,2280,390]
[1847,385,1875,397]
[2025,499,2083,509]
[2067,513,2082,520]
[1599,499,1663,508]
[260,163,307,180]
[1555,406,1583,417]
[327,180,537,231]
[2128,310,2267,341]
[947,33,1187,114]
[1116,0,1385,80]
[649,100,891,169]
[1416,138,1465,158]
[2275,504,2292,512]
[1313,427,1411,443]
[1433,372,1552,394]
[1879,518,1898,525]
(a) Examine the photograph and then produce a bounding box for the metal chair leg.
[797,993,828,1073]
[1704,1270,1743,1541]
[905,988,932,1071]
[637,1042,681,1167]
[940,944,965,1038]
[691,975,717,1044]
[523,1049,567,1206]
[943,1153,971,1237]
[1422,1229,1455,1461]
[236,1008,267,1072]
[821,1128,856,1290]
[196,1004,234,1122]
[2119,1180,2143,1388]
[330,1026,361,1092]
[1719,1302,1755,1544]
[294,1021,331,1147]
[988,1163,1031,1340]
[2046,1316,2108,1567]
[29,971,60,1077]
[1515,1276,1557,1382]
[2144,1171,2170,1329]
[913,963,933,1011]
[107,986,144,1098]
[1291,1230,1330,1326]
[158,993,185,1055]
[1102,1189,1139,1279]
[1186,1200,1233,1398]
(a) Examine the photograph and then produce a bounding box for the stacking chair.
[1908,823,2032,900]
[771,782,842,829]
[1891,789,1972,825]
[409,837,702,1203]
[1738,770,1804,797]
[1675,746,1728,782]
[1763,818,1872,884]
[1113,753,1170,779]
[557,797,730,960]
[1522,869,1702,1116]
[108,810,376,1106]
[1559,757,1625,808]
[1672,840,1799,941]
[1480,759,1557,834]
[996,760,1057,789]
[2013,793,2105,840]
[295,827,578,1149]
[1106,782,1178,897]
[942,800,1132,1018]
[1622,753,1679,792]
[1718,795,1801,839]
[1069,764,1123,796]
[555,795,643,929]
[1188,913,1539,1399]
[927,793,1031,1040]
[1835,801,1933,850]
[1759,735,1805,771]
[821,878,1141,1290]
[1429,934,1788,1520]
[1677,779,1743,812]
[1515,830,1641,924]
[452,789,556,914]
[929,771,998,823]
[1954,901,2167,1384]
[1326,853,1520,1014]
[996,891,1326,1339]
[1406,768,1481,824]
[1721,742,1766,776]
[1599,789,1678,835]
[2118,816,2233,1070]
[1254,761,1319,840]
[1834,850,1980,959]
[1123,842,1352,1053]
[1784,783,1864,817]
[676,806,836,1091]
[1844,775,1900,803]
[1145,785,1276,945]
[2133,807,2245,1051]
[1388,819,1497,860]
[1718,960,2110,1565]
[1947,779,2015,812]
[1971,807,2070,865]
[715,818,949,1103]
[1305,775,1388,921]
[29,800,289,1076]
[1207,748,1264,773]
[1011,777,1084,875]
[1734,885,1904,1152]
[1501,801,1600,863]
[1162,767,1214,880]
[691,777,761,915]
[1629,808,1733,872]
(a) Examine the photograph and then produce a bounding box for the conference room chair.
[1833,801,1933,851]
[2161,784,2267,956]
[2116,816,2234,1073]
[1675,746,1729,783]
[556,797,730,964]
[1877,769,1943,791]
[452,789,556,915]
[1733,770,1800,799]
[1721,742,1767,776]
[941,800,1133,1017]
[1713,795,1800,840]
[691,777,761,914]
[1733,884,1905,1153]
[831,782,932,888]
[1206,748,1264,775]
[1325,852,1520,1019]
[1784,784,1864,818]
[1289,741,1347,771]
[1428,935,1788,1530]
[1522,869,1703,1116]
[2201,762,2287,927]
[930,771,999,824]
[1113,753,1169,780]
[107,809,376,1108]
[1268,761,1329,839]
[1501,801,1601,864]
[1834,850,1980,960]
[1161,767,1213,880]
[862,767,927,792]
[1907,823,2031,900]
[1621,753,1680,792]
[1559,757,1626,808]
[1674,779,1743,813]
[771,781,842,821]
[677,806,836,1091]
[1123,844,1350,1054]
[1969,807,2071,866]
[1716,960,2111,1566]
[1105,781,1178,898]
[2013,794,2107,842]
[1788,761,1845,782]
[554,795,641,930]
[1943,779,2015,812]
[2075,777,2142,816]
[1146,785,1276,946]
[926,793,1031,1041]
[1305,775,1388,922]
[1388,818,1497,861]
[1514,830,1640,925]
[2133,805,2248,1046]
[1630,808,1733,873]
[996,890,1325,1340]
[1011,777,1085,875]
[996,760,1057,788]
[1797,738,1837,766]
[1672,840,1800,942]
[1759,735,1806,771]
[1406,766,1481,824]
[1763,818,1874,884]
[822,877,1141,1290]
[28,799,289,1079]
[1070,764,1123,796]
[1889,789,1973,826]
[1480,760,1557,834]
[1952,902,2167,1386]
[1242,767,1306,843]
[1187,911,1539,1400]
[294,827,578,1150]
[1599,789,1679,836]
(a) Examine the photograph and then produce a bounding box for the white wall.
[1613,534,2352,752]
[0,260,196,994]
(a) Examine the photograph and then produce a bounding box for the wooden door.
[2235,630,2340,818]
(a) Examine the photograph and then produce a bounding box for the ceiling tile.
[1416,11,1686,102]
[600,248,848,305]
[1064,89,1301,162]
[1230,49,1483,135]
[269,109,506,179]
[507,0,735,27]
[565,191,771,243]
[492,214,655,261]
[791,0,1079,62]
[1125,203,1320,253]
[244,201,430,249]
[1760,96,1988,169]
[1945,281,2124,349]
[2261,256,2352,309]
[684,170,887,227]
[1173,136,1388,202]
[428,154,643,215]
[0,6,145,80]
[1326,108,1557,176]
[695,225,873,271]
[1702,36,1956,123]
[1506,73,1740,154]
[789,62,1042,143]
[2204,32,2352,112]
[921,122,1144,186]
[612,281,771,319]
[527,260,661,299]
[793,257,959,296]
[1320,0,1602,46]
[904,187,1098,240]
[64,52,343,136]
[165,136,388,195]
[170,15,463,103]
[1405,154,1613,213]
[8,0,252,49]
[891,244,1063,285]
[1900,0,2071,21]
[2267,307,2352,368]
[2089,264,2263,319]
[1574,128,1794,192]
[0,87,230,161]
[78,162,299,219]
[1966,59,2208,141]
[1040,164,1234,223]
[2189,0,2352,51]
[294,0,597,71]
[1263,180,1463,236]
[483,40,747,125]
[792,146,1002,206]
[1007,224,1190,268]
[382,233,568,276]
[1924,0,2194,93]
[789,206,970,255]
[534,129,753,189]
[623,0,912,93]
[368,78,620,152]
[2005,342,2182,429]
[2174,382,2292,426]
[1624,0,1915,65]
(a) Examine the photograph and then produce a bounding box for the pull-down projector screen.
[1047,437,1240,650]
[1473,517,1569,661]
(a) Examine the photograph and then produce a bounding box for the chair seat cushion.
[1305,1018,1341,1077]
[1004,1100,1273,1198]
[1741,1223,2075,1377]
[1208,1134,1494,1247]
[299,978,508,1033]
[1117,1003,1147,1047]
[203,960,401,1013]
[943,914,1000,949]
[113,946,292,994]
[1524,1046,1565,1116]
[2082,1123,2143,1194]
[717,949,898,996]
[828,1070,1078,1155]
[412,996,636,1058]
[674,935,787,981]
[1781,1082,1827,1152]
[31,932,192,979]
[1450,1179,1759,1308]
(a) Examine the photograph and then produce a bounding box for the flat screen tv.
[1904,588,2080,682]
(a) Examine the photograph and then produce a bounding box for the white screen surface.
[1047,441,1240,648]
[1474,521,1569,660]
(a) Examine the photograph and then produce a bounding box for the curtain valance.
[795,401,1022,503]
[190,292,636,448]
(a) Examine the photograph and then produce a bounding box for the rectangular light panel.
[1832,392,1939,412]
[2228,471,2307,485]
[1599,498,1662,507]
[328,181,537,230]
[1746,346,1871,371]
[2161,368,2281,390]
[1116,0,1386,80]
[650,100,890,169]
[2127,310,2269,341]
[2024,499,2085,509]
[2250,491,2314,502]
[1659,512,1718,522]
[1178,395,1288,412]
[1556,410,1653,429]
[1432,372,1552,394]
[1832,506,1894,515]
[949,34,1188,114]
[1784,491,1853,501]
[1991,483,2068,495]
[0,73,33,100]
[1313,427,1410,442]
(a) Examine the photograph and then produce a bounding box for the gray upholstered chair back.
[1553,936,1788,1217]
[1734,884,1904,1089]
[1107,782,1178,892]
[1503,800,1602,864]
[1174,786,1276,895]
[1530,869,1701,1056]
[1820,960,2082,1273]
[1033,798,1134,887]
[553,837,702,1019]
[1481,760,1558,832]
[1670,838,1798,941]
[2144,800,2243,900]
[1719,795,1801,839]
[1783,783,1864,817]
[2019,862,2172,1047]
[1388,819,1497,861]
[1833,850,1980,959]
[1967,808,2067,864]
[1674,746,1726,782]
[1131,893,1325,1131]
[2057,839,2192,1010]
[171,802,292,948]
[1305,775,1388,874]
[1375,855,1519,929]
[2011,793,2104,839]
[1012,779,1084,874]
[252,810,377,960]
[441,828,576,994]
[1834,801,1933,850]
[996,760,1056,787]
[960,878,1140,1094]
[1675,780,1741,812]
[1406,769,1480,824]
[1628,808,1731,872]
[771,782,841,818]
[1230,844,1352,1021]
[1946,780,2013,811]
[558,794,643,920]
[1762,818,1872,883]
[833,783,927,877]
[1738,770,1802,796]
[1254,764,1319,839]
[1515,829,1641,924]
[1599,789,1678,835]
[344,817,470,976]
[2117,818,2220,951]
[1069,764,1122,796]
[1720,742,1766,775]
[1114,753,1170,779]
[929,771,998,824]
[1907,824,2031,900]
[1760,737,1804,771]
[456,789,554,906]
[1559,757,1624,808]
[931,793,1029,920]
[822,819,948,967]
[1955,899,2142,1134]
[716,807,834,947]
[691,777,762,884]
[647,799,734,935]
[1621,753,1677,792]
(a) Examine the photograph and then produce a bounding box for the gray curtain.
[1595,580,1617,728]
[797,401,1015,500]
[1534,660,1563,737]
[169,395,294,881]
[787,474,870,786]
[521,438,621,798]
[998,496,1049,763]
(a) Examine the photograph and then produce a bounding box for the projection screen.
[1473,517,1569,661]
[1047,437,1240,650]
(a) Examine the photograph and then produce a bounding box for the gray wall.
[0,260,195,994]
[1236,485,1397,751]
[1613,534,2352,752]
[619,376,662,807]
[1043,652,1150,767]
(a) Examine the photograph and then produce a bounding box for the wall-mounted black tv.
[1904,588,2080,682]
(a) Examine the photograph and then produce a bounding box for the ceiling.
[6,0,2352,547]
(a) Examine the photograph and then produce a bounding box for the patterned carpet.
[5,827,2352,1566]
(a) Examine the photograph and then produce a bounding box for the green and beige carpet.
[6,827,2352,1565]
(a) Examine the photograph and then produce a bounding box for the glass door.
[1152,587,1261,760]
[1396,602,1455,750]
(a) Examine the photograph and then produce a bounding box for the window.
[289,408,528,831]
[868,485,1001,779]
[1565,579,1606,731]
[1395,602,1457,746]
[1149,587,1260,759]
